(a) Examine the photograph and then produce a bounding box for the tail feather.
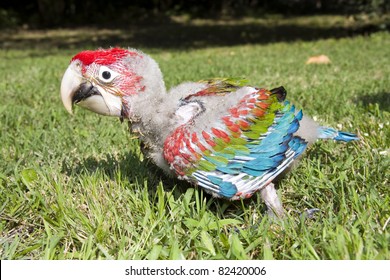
[318,127,359,142]
[333,131,359,142]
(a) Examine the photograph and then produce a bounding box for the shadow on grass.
[60,150,263,215]
[61,151,192,197]
[357,92,390,112]
[1,15,387,51]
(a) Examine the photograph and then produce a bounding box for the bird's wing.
[163,82,307,200]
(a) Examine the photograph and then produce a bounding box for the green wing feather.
[197,78,250,95]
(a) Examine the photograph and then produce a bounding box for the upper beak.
[60,63,83,114]
[60,63,122,117]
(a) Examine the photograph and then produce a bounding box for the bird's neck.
[123,54,168,124]
[123,76,174,150]
[119,54,181,167]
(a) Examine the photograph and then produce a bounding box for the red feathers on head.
[71,48,138,66]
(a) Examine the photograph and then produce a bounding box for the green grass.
[0,16,389,260]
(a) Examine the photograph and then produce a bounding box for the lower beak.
[71,81,112,115]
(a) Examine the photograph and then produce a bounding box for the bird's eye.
[98,66,119,83]
[102,71,111,80]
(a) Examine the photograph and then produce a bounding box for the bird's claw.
[300,208,321,219]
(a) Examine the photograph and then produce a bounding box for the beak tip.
[61,97,74,115]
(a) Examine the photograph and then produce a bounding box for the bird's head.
[60,47,164,117]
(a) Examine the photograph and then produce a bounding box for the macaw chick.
[60,48,358,217]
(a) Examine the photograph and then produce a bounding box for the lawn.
[0,15,389,260]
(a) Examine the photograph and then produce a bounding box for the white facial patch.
[94,84,122,116]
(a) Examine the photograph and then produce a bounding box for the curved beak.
[60,63,122,117]
[60,63,83,114]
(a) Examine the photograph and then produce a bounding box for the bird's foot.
[260,183,284,218]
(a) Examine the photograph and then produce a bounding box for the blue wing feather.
[192,103,308,199]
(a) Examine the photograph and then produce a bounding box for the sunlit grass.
[0,21,389,259]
